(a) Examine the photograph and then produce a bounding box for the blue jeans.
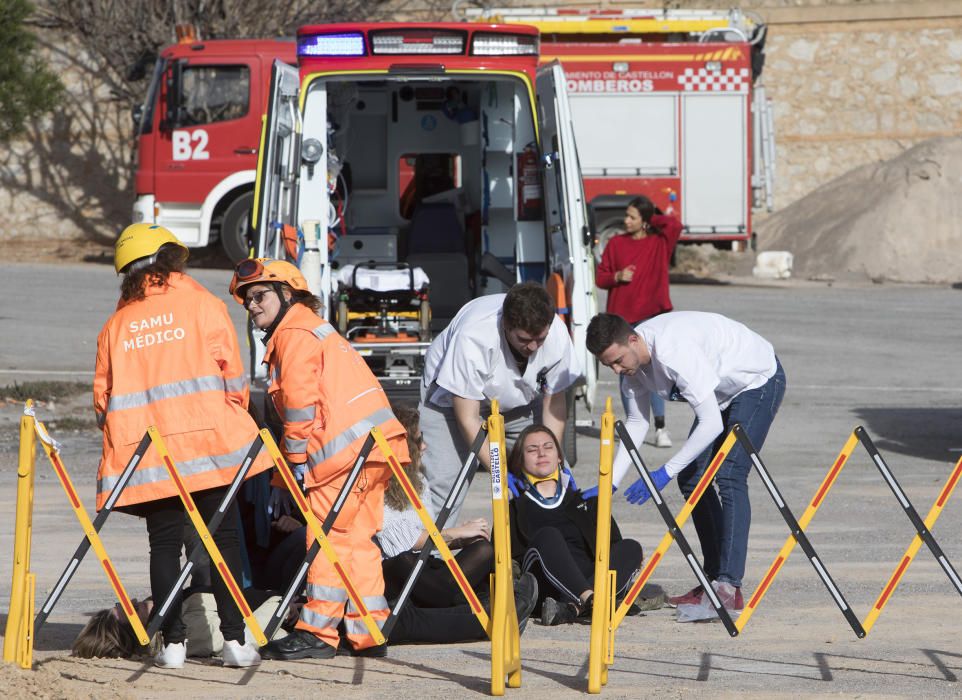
[676,358,786,588]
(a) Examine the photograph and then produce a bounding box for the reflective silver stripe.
[224,375,249,393]
[96,411,106,429]
[306,583,349,603]
[307,407,396,468]
[299,606,341,631]
[343,616,385,635]
[286,405,316,422]
[346,595,389,614]
[285,437,309,453]
[107,374,227,413]
[312,324,336,341]
[97,437,259,495]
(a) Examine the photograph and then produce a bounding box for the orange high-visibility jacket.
[264,303,406,488]
[94,272,270,510]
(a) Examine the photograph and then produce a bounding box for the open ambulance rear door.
[536,61,599,413]
[248,59,301,382]
[253,60,301,262]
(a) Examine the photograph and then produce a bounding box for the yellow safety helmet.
[114,223,187,273]
[229,257,309,303]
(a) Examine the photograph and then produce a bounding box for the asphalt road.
[2,261,962,697]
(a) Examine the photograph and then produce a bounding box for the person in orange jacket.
[229,258,410,660]
[95,223,272,669]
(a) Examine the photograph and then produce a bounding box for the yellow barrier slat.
[38,437,150,645]
[734,432,858,632]
[260,429,385,645]
[611,430,737,628]
[588,397,615,693]
[862,455,962,634]
[148,427,267,646]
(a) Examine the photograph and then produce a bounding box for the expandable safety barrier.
[587,408,962,693]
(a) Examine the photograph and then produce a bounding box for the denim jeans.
[676,358,786,588]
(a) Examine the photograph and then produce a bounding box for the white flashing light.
[612,62,629,73]
[371,31,464,55]
[298,33,365,57]
[706,60,722,72]
[471,33,538,56]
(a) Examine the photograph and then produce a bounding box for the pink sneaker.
[667,585,704,608]
[709,580,744,613]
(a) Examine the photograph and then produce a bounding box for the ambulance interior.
[316,75,546,338]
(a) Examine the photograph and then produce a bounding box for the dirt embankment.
[757,136,962,284]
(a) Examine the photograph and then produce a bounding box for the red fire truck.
[461,6,776,252]
[251,22,597,457]
[132,37,296,261]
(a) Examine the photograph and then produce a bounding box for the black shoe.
[260,629,336,660]
[514,572,539,635]
[578,593,594,619]
[336,643,387,658]
[539,596,578,626]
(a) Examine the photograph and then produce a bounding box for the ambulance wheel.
[419,299,431,338]
[563,387,577,466]
[221,191,254,263]
[337,300,349,335]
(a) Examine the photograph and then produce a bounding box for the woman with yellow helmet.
[95,223,272,669]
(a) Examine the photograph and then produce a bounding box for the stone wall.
[762,12,962,210]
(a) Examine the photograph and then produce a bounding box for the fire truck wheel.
[221,191,255,263]
[564,387,577,466]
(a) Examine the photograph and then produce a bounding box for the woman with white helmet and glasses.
[95,223,271,668]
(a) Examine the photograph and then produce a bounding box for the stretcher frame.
[34,426,152,645]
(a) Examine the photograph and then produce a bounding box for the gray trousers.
[418,400,538,526]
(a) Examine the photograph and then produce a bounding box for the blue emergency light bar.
[298,32,366,57]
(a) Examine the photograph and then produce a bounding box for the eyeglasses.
[244,289,275,309]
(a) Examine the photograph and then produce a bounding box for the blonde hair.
[71,609,149,659]
[386,404,424,511]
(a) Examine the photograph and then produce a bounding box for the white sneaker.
[154,641,187,669]
[222,639,261,668]
[654,428,672,448]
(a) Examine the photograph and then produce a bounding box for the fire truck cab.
[132,38,296,261]
[462,6,775,253]
[253,22,598,453]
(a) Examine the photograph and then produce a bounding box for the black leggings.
[382,539,493,609]
[144,488,246,645]
[521,527,642,605]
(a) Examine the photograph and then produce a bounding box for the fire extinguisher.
[517,142,543,221]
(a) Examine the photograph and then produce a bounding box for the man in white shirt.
[585,311,786,615]
[419,282,583,523]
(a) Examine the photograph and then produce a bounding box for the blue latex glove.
[291,461,307,486]
[624,466,672,505]
[506,471,525,498]
[268,486,294,517]
[581,484,617,501]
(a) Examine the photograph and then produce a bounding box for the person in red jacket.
[595,196,682,448]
